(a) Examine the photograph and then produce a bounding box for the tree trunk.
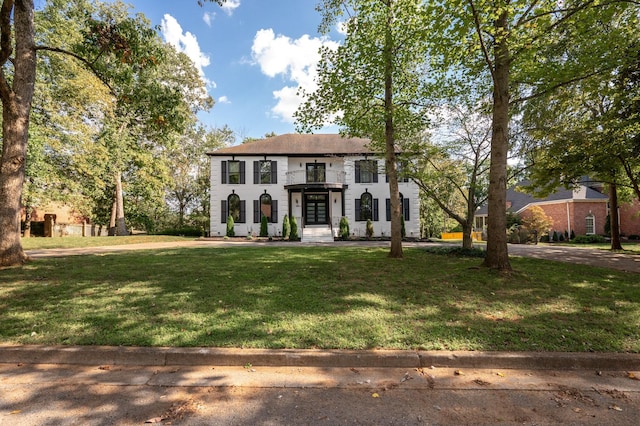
[108,196,117,236]
[0,0,36,267]
[481,6,512,271]
[114,171,128,236]
[462,221,474,250]
[23,205,32,238]
[609,181,623,250]
[384,5,402,259]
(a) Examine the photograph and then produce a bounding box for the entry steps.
[301,225,334,243]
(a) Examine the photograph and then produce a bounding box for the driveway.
[26,239,640,273]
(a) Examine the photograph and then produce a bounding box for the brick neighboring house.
[206,134,420,240]
[21,203,102,237]
[474,180,640,238]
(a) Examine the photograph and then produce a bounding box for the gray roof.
[207,133,381,157]
[476,180,608,215]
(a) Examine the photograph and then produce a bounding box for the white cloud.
[251,29,339,123]
[217,95,230,104]
[221,0,241,15]
[203,11,214,27]
[161,14,211,81]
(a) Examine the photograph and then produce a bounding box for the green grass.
[20,235,194,250]
[1,246,638,352]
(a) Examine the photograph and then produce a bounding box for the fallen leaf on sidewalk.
[627,372,639,380]
[145,417,164,423]
[609,404,623,412]
[10,410,21,415]
[454,370,464,376]
[371,393,380,398]
[473,379,491,386]
[496,372,505,377]
[98,365,110,370]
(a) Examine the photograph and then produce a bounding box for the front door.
[305,194,328,224]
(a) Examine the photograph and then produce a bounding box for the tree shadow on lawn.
[0,246,638,352]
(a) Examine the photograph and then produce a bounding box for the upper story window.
[306,163,326,183]
[386,160,410,183]
[355,160,378,183]
[254,160,278,184]
[221,160,245,184]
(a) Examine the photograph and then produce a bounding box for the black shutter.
[271,161,277,184]
[404,198,410,221]
[253,161,259,184]
[355,199,361,221]
[373,161,378,183]
[373,199,379,221]
[271,200,278,223]
[221,200,227,223]
[355,161,361,183]
[239,161,246,184]
[253,200,260,223]
[221,161,227,184]
[386,199,391,221]
[239,200,246,223]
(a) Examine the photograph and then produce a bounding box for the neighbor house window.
[355,191,379,221]
[355,160,378,183]
[254,160,278,184]
[254,193,279,223]
[221,193,246,223]
[221,160,245,184]
[585,214,595,235]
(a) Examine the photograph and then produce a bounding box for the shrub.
[629,234,640,240]
[423,246,486,258]
[339,216,350,239]
[226,215,235,237]
[157,226,203,237]
[570,230,575,240]
[366,219,374,239]
[260,215,269,237]
[289,216,299,240]
[572,234,606,244]
[282,214,291,239]
[552,231,558,242]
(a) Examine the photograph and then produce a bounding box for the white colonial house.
[207,134,420,241]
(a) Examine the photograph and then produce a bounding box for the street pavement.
[2,240,639,424]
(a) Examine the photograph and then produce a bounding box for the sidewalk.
[2,346,640,425]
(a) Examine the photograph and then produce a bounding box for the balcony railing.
[286,170,346,185]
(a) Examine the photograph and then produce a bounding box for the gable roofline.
[475,180,608,215]
[206,133,389,157]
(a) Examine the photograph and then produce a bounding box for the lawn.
[20,235,194,250]
[1,246,638,352]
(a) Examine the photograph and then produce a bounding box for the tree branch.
[467,0,495,80]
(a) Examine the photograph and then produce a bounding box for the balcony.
[285,170,347,187]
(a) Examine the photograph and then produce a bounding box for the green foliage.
[282,214,291,239]
[366,219,374,239]
[339,216,350,239]
[260,215,269,237]
[552,231,559,242]
[289,216,298,240]
[605,214,611,236]
[423,246,486,258]
[157,227,203,237]
[572,234,606,244]
[226,215,235,237]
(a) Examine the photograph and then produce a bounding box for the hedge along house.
[474,179,640,238]
[207,134,420,241]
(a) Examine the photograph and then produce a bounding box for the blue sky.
[113,0,343,142]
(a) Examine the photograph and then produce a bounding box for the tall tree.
[297,0,432,258]
[0,0,225,267]
[425,0,638,270]
[408,104,492,249]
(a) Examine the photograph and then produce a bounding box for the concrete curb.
[1,345,639,371]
